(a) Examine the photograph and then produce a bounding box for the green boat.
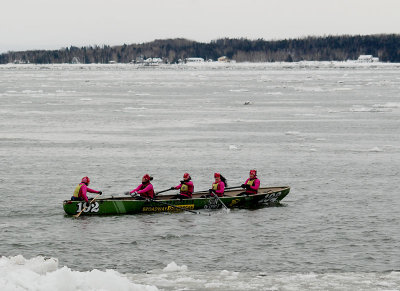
[63,186,291,216]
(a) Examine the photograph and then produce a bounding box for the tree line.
[1,34,399,64]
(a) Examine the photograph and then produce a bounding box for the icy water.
[1,62,400,290]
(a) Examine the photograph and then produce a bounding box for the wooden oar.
[73,194,101,218]
[123,188,173,198]
[211,192,230,212]
[155,188,175,196]
[225,185,243,190]
[150,199,201,215]
[196,185,242,193]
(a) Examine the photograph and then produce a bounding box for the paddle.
[210,192,230,213]
[150,199,201,214]
[197,185,242,193]
[222,185,243,191]
[155,188,175,196]
[123,188,174,199]
[73,194,101,218]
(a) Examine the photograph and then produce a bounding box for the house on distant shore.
[143,57,163,66]
[357,55,379,62]
[218,56,229,62]
[13,59,29,64]
[185,57,204,63]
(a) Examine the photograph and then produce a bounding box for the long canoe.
[63,186,290,216]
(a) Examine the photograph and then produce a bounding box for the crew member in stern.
[239,169,260,196]
[125,174,154,200]
[171,172,194,199]
[71,176,102,203]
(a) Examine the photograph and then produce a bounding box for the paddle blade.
[73,211,83,218]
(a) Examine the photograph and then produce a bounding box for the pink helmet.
[250,170,257,176]
[214,172,221,178]
[142,174,151,181]
[81,176,90,184]
[183,173,190,179]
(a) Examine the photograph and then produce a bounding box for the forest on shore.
[1,34,399,64]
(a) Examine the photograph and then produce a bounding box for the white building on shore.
[185,57,204,63]
[357,55,379,62]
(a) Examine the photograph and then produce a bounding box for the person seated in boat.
[171,172,194,199]
[71,176,102,203]
[205,172,227,197]
[125,174,154,200]
[238,169,260,196]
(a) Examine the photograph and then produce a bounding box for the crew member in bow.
[125,174,155,200]
[171,172,194,199]
[71,176,102,203]
[240,169,260,195]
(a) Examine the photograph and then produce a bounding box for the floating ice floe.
[285,131,301,136]
[162,261,188,272]
[229,145,240,150]
[56,90,76,93]
[373,102,400,109]
[294,86,324,92]
[0,255,158,291]
[368,147,382,152]
[350,105,390,112]
[22,90,43,94]
[229,89,249,92]
[123,107,147,110]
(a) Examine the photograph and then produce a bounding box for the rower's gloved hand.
[245,184,251,190]
[241,184,246,188]
[124,191,130,195]
[208,189,213,194]
[98,191,102,195]
[180,180,184,184]
[170,186,175,190]
[131,191,138,197]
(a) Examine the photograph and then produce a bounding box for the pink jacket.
[244,178,260,194]
[174,181,194,197]
[79,183,100,203]
[212,181,225,197]
[130,183,155,199]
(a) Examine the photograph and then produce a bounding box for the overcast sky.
[1,0,399,53]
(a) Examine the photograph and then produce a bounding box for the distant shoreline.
[2,61,400,69]
[1,34,399,64]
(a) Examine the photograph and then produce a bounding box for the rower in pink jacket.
[209,172,227,197]
[71,176,102,203]
[125,174,155,199]
[171,172,194,199]
[240,169,260,195]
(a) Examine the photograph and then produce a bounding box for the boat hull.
[63,186,290,216]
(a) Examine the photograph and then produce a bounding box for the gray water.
[1,62,400,290]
